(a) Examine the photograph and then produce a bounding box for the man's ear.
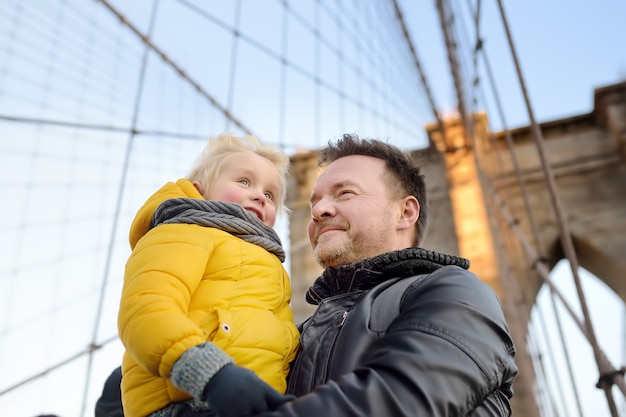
[397,196,420,231]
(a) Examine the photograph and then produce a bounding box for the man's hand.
[203,363,294,417]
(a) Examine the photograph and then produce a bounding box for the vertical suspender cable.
[495,2,625,412]
[436,1,538,414]
[85,1,160,416]
[435,0,473,147]
[278,1,288,150]
[390,0,447,146]
[99,0,257,138]
[224,0,242,133]
[460,0,568,413]
[472,6,585,412]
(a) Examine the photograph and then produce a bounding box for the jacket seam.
[403,323,496,389]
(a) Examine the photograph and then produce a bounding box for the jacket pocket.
[212,308,234,346]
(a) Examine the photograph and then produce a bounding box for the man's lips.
[316,225,345,238]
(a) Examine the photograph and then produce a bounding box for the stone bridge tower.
[286,81,626,416]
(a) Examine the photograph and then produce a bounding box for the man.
[97,134,517,417]
[250,134,517,416]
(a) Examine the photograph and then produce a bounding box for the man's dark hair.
[319,133,428,246]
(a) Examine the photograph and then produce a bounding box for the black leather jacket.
[257,248,517,417]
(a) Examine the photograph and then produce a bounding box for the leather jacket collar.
[305,248,469,305]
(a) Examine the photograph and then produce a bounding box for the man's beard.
[312,219,393,268]
[313,233,362,268]
[314,243,350,268]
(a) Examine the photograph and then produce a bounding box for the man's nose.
[310,197,334,220]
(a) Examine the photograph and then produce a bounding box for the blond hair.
[187,133,290,214]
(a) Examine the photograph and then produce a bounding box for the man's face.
[307,155,405,268]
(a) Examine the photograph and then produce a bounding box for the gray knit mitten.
[170,342,294,417]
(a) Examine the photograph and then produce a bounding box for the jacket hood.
[128,178,202,249]
[305,248,470,304]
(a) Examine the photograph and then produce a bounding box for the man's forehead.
[315,163,360,187]
[321,155,383,179]
[309,170,373,203]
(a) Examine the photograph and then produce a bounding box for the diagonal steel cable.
[390,0,447,146]
[495,1,625,414]
[81,1,161,416]
[459,0,586,413]
[96,0,258,138]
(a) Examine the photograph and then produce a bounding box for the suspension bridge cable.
[530,306,567,417]
[96,0,258,138]
[454,5,552,410]
[475,39,585,417]
[546,279,585,417]
[223,0,242,135]
[459,0,585,413]
[460,65,619,413]
[0,2,139,110]
[0,114,208,139]
[435,3,541,413]
[447,0,476,118]
[0,334,119,397]
[435,0,472,148]
[335,1,345,131]
[495,1,625,413]
[314,3,321,147]
[478,154,542,417]
[390,0,446,144]
[482,169,626,399]
[460,0,625,412]
[176,0,420,139]
[81,2,161,416]
[278,0,288,149]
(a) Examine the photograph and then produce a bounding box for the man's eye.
[339,190,354,196]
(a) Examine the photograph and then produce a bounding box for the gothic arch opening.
[528,260,626,417]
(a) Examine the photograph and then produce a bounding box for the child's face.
[207,152,281,227]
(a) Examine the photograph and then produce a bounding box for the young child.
[117,133,300,417]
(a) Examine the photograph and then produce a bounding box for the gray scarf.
[151,198,285,262]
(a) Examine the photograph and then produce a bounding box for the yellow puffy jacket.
[118,178,299,417]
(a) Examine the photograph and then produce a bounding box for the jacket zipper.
[338,311,348,327]
[286,309,347,394]
[324,310,348,379]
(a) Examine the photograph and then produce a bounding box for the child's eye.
[238,179,250,186]
[264,192,274,201]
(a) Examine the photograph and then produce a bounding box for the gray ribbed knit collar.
[151,198,285,262]
[305,247,470,304]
